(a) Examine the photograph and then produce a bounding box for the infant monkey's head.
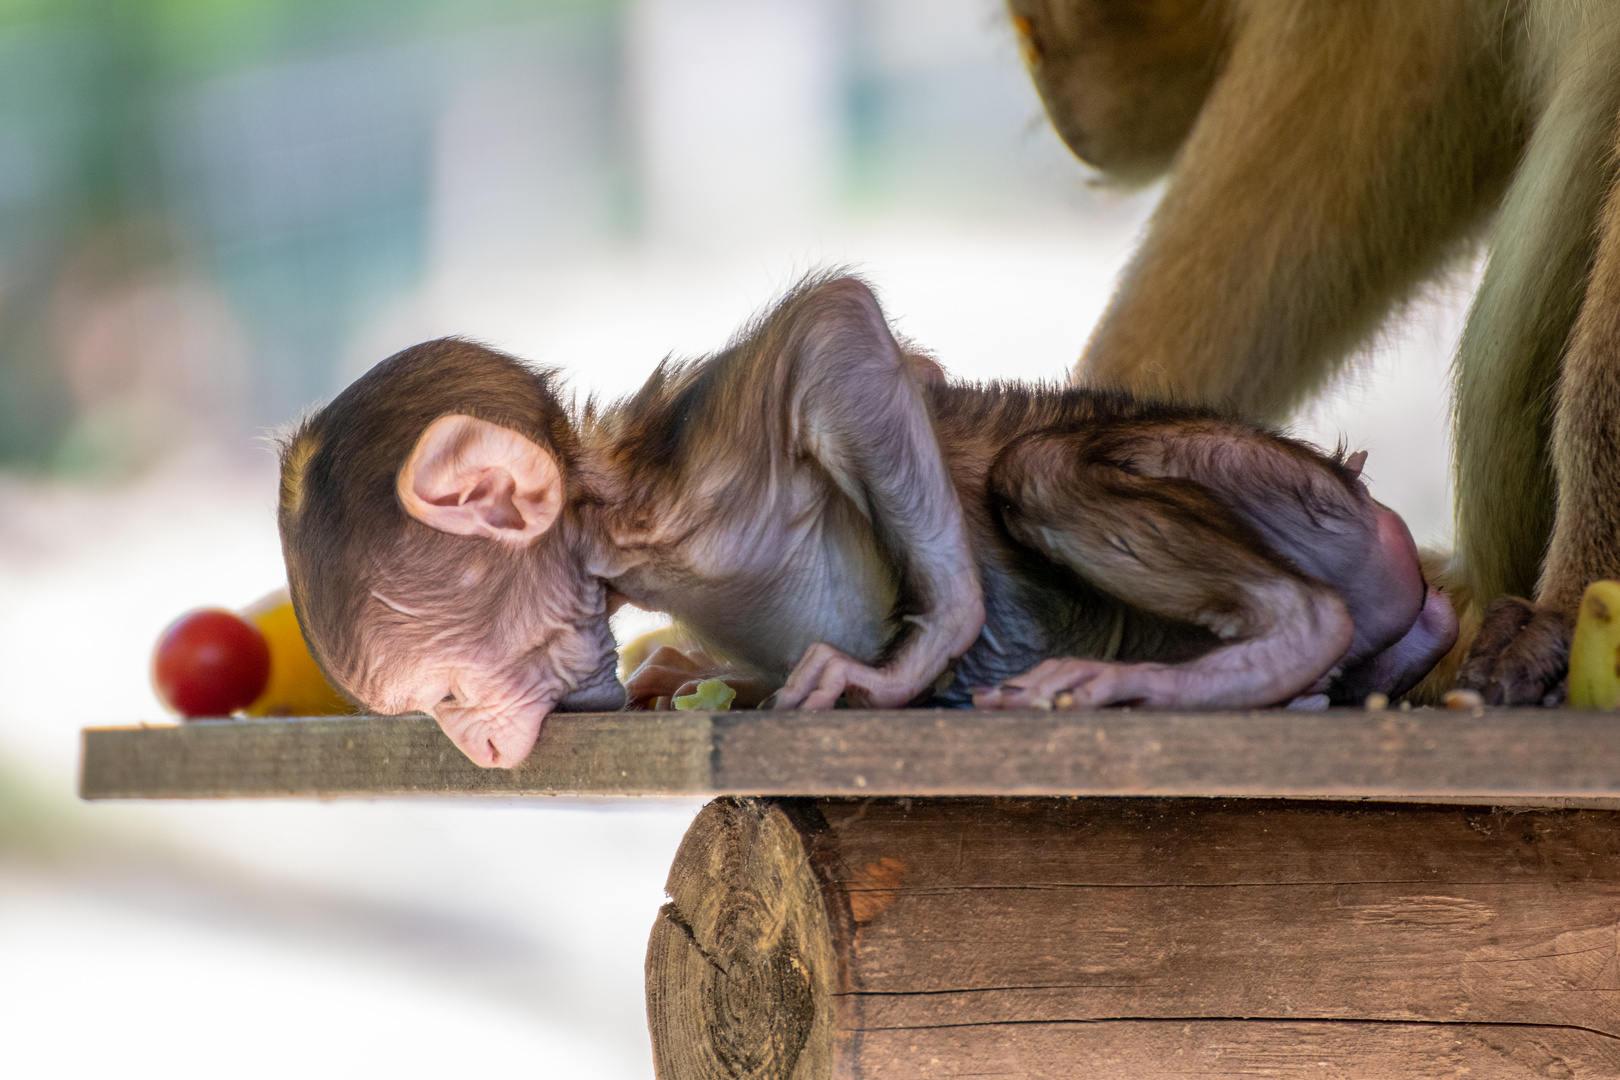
[277,338,623,768]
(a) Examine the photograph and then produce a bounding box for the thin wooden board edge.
[79,707,1620,805]
[79,711,714,800]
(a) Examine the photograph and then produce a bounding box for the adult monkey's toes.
[1454,596,1573,706]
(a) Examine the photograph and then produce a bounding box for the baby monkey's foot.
[972,657,1160,711]
[1330,585,1458,704]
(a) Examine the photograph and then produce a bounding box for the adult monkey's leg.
[1544,125,1620,609]
[1456,14,1620,704]
[1023,0,1522,422]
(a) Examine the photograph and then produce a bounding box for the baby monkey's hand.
[624,645,774,710]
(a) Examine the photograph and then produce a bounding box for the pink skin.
[429,668,560,768]
[387,417,624,764]
[1337,506,1429,668]
[380,656,621,768]
[623,646,780,709]
[1320,507,1456,703]
[773,638,970,710]
[371,658,554,767]
[1348,585,1458,698]
[370,616,623,768]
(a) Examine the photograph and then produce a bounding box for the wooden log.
[645,797,1620,1079]
[78,708,1620,804]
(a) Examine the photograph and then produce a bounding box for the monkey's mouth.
[556,669,627,712]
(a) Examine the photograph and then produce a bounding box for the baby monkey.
[278,275,1456,767]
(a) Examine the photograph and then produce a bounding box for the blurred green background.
[0,0,590,470]
[0,0,1092,478]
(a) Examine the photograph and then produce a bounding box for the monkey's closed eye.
[440,693,457,704]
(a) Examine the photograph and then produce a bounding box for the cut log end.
[646,798,836,1080]
[647,797,1620,1080]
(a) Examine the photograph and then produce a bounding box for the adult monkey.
[1009,0,1620,704]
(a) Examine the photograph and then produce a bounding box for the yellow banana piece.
[242,588,352,717]
[1567,580,1620,709]
[673,678,736,711]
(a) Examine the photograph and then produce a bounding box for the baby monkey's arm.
[755,278,985,709]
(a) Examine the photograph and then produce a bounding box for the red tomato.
[153,609,272,718]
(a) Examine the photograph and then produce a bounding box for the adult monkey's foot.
[1454,596,1573,706]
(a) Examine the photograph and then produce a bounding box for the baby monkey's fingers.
[775,642,930,710]
[625,648,775,709]
[774,643,870,709]
[624,646,707,708]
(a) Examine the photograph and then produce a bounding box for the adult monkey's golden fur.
[1011,0,1620,704]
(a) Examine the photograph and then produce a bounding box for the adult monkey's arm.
[1014,0,1523,422]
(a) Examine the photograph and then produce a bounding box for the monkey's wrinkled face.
[359,589,624,769]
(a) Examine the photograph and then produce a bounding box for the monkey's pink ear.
[397,415,564,546]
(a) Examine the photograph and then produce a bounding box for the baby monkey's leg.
[977,428,1355,709]
[978,424,1444,708]
[1318,512,1457,703]
[1157,435,1455,701]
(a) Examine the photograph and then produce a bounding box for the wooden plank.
[710,709,1620,803]
[81,707,1620,804]
[79,712,712,799]
[646,798,1620,1080]
[849,1021,1620,1079]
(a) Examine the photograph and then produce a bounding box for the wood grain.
[849,1021,1620,1079]
[81,708,1620,804]
[646,797,1620,1079]
[648,797,837,1080]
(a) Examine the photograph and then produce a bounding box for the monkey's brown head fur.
[277,338,623,767]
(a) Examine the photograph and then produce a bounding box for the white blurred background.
[0,0,1466,1076]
